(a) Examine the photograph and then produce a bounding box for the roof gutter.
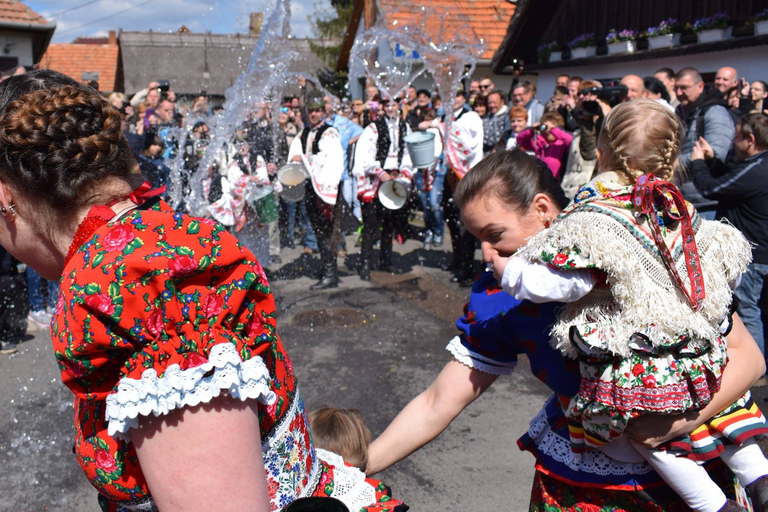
[0,20,56,33]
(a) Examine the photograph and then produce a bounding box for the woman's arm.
[366,359,498,475]
[133,394,271,512]
[626,313,765,448]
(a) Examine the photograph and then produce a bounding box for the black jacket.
[691,150,768,264]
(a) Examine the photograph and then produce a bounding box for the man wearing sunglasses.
[288,91,345,290]
[478,77,495,95]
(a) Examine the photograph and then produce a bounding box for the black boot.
[310,242,339,290]
[358,259,371,281]
[311,261,339,290]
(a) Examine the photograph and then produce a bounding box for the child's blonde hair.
[597,99,684,183]
[309,406,371,471]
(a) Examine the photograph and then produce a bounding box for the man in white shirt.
[288,92,345,290]
[352,98,413,279]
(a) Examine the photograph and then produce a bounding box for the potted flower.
[605,28,637,54]
[537,42,561,63]
[569,33,596,59]
[692,12,732,43]
[646,18,682,49]
[755,9,768,36]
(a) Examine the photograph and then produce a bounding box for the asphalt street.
[2,234,766,512]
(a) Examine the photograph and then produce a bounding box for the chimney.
[108,30,116,45]
[249,13,263,37]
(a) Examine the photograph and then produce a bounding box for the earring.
[544,217,551,228]
[8,204,15,214]
[0,207,5,216]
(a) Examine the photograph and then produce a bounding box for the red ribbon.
[632,174,705,311]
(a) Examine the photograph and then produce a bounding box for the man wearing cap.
[288,91,346,290]
[353,98,414,280]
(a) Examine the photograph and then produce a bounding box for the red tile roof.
[40,42,120,92]
[378,0,516,60]
[0,0,49,26]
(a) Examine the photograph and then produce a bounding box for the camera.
[156,80,170,93]
[535,123,547,133]
[579,85,628,108]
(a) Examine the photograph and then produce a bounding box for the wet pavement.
[2,231,767,511]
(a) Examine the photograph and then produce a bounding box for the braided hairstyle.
[597,99,684,184]
[0,69,139,221]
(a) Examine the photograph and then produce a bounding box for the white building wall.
[535,46,768,106]
[0,33,34,67]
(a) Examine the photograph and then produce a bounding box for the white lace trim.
[527,396,653,477]
[105,343,276,441]
[446,336,516,376]
[316,449,378,511]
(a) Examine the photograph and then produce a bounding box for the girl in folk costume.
[205,138,274,264]
[490,100,768,512]
[352,98,413,279]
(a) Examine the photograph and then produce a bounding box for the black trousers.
[443,171,477,279]
[360,200,395,266]
[305,182,336,271]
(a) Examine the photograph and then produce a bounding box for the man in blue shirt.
[324,95,364,221]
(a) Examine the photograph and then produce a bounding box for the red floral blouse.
[51,199,403,512]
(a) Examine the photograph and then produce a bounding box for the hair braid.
[597,99,683,185]
[0,81,137,216]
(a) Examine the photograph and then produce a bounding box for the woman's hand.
[627,314,764,448]
[625,410,699,448]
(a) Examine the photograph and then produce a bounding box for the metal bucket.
[277,163,309,203]
[404,131,436,168]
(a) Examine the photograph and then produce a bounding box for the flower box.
[648,33,681,49]
[607,40,635,54]
[756,20,768,36]
[570,46,596,59]
[550,51,562,62]
[697,26,733,44]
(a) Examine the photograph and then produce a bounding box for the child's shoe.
[717,499,747,511]
[748,475,768,512]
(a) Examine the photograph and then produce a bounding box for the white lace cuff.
[105,343,276,441]
[446,336,516,376]
[316,449,377,511]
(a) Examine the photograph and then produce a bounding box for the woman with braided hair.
[488,100,768,512]
[0,69,406,512]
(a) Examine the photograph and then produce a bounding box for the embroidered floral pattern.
[51,200,403,511]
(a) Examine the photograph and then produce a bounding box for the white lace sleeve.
[501,257,596,303]
[105,343,275,441]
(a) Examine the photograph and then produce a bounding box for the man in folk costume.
[424,89,483,285]
[288,92,346,290]
[353,98,414,280]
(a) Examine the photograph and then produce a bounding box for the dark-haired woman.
[0,69,405,512]
[643,76,676,113]
[367,150,764,510]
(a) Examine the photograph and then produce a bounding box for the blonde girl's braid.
[598,99,683,184]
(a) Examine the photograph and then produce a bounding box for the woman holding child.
[0,69,405,512]
[369,102,768,511]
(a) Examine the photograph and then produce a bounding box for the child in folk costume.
[491,100,768,512]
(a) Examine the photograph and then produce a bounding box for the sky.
[27,0,333,43]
